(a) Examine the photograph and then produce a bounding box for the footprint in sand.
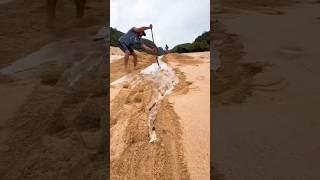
[261,8,284,15]
[252,78,289,92]
[275,46,304,60]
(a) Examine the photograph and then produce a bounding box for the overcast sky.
[110,0,210,49]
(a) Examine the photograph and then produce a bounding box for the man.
[165,44,169,54]
[118,24,157,71]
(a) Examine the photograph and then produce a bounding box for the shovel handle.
[150,28,161,68]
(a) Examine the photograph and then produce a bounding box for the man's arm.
[141,43,157,53]
[134,24,153,33]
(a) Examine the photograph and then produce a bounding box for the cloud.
[110,0,210,49]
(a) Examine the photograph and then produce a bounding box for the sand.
[0,0,107,69]
[0,0,13,5]
[169,52,210,179]
[213,1,320,179]
[0,0,108,179]
[110,47,156,101]
[110,47,126,63]
[110,47,210,179]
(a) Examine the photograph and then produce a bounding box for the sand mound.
[110,47,124,56]
[110,47,156,82]
[110,82,190,179]
[0,15,108,179]
[110,55,193,179]
[163,53,203,65]
[1,60,107,179]
[213,20,265,105]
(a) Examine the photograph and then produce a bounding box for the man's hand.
[152,47,157,53]
[141,44,157,53]
[134,24,153,33]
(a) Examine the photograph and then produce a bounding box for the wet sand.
[0,0,107,179]
[214,1,320,179]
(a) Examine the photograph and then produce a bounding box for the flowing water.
[111,56,178,142]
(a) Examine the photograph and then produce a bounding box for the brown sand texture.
[110,47,210,179]
[0,0,108,179]
[213,0,320,179]
[169,52,211,179]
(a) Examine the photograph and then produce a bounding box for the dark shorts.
[118,41,134,55]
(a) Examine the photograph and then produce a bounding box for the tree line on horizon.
[170,31,210,53]
[110,27,210,54]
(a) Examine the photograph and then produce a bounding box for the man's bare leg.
[124,51,130,71]
[132,52,138,68]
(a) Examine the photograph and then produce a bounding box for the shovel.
[150,28,161,68]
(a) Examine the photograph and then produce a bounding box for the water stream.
[111,56,178,143]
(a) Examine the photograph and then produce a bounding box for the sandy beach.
[0,0,108,179]
[110,48,210,179]
[169,52,210,179]
[213,0,320,179]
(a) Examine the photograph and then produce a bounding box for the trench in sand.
[110,54,191,179]
[111,56,178,143]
